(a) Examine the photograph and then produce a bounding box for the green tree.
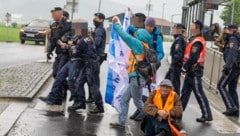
[11,22,18,28]
[220,0,240,25]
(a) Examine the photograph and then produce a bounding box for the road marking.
[0,102,28,136]
[188,104,240,134]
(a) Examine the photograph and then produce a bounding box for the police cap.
[94,13,105,20]
[174,23,186,29]
[51,7,62,13]
[226,24,238,29]
[63,10,69,18]
[193,20,203,30]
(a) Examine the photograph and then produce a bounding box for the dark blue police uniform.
[165,34,186,95]
[217,34,240,116]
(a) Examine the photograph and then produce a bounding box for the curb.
[0,63,52,136]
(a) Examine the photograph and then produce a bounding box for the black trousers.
[165,65,182,95]
[141,116,171,136]
[52,54,69,78]
[75,62,103,107]
[181,74,213,119]
[217,67,239,110]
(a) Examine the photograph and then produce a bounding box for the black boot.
[86,97,94,103]
[39,96,62,105]
[90,106,104,114]
[196,116,213,123]
[223,108,239,117]
[39,96,49,102]
[68,102,86,111]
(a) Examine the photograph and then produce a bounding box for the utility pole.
[98,0,102,12]
[5,12,11,42]
[161,3,166,32]
[64,0,79,20]
[147,0,151,17]
[231,0,235,24]
[71,0,75,20]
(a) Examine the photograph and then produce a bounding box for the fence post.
[209,51,215,89]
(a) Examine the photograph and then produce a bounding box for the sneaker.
[68,102,86,111]
[196,117,213,123]
[133,113,145,121]
[129,110,140,120]
[90,106,104,114]
[86,97,94,103]
[110,122,125,128]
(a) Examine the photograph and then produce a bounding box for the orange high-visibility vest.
[128,42,149,74]
[153,89,176,112]
[183,36,206,65]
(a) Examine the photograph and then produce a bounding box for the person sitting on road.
[141,79,183,136]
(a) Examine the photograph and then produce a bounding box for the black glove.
[223,68,230,75]
[47,52,53,60]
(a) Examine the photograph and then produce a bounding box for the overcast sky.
[0,0,223,26]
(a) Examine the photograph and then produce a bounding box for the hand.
[157,110,168,119]
[112,16,119,23]
[58,40,67,49]
[223,68,230,75]
[162,111,169,119]
[47,52,53,60]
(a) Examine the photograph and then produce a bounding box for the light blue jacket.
[113,23,151,78]
[127,25,165,61]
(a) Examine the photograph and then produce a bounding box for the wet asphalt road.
[6,42,240,136]
[0,43,46,68]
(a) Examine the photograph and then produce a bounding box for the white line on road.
[0,102,28,136]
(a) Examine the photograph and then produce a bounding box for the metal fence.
[202,45,224,89]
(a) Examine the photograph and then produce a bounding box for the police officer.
[68,34,105,114]
[86,13,107,103]
[47,7,72,78]
[180,20,213,123]
[39,35,83,105]
[165,24,186,95]
[217,24,240,117]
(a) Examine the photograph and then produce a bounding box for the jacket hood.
[136,29,151,43]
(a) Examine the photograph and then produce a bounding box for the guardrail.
[202,44,224,90]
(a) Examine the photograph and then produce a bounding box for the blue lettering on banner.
[113,75,120,83]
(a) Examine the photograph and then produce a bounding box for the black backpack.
[133,42,161,81]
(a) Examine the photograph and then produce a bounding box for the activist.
[127,16,163,118]
[128,16,164,61]
[141,79,184,136]
[110,16,151,128]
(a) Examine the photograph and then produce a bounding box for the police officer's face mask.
[93,19,102,27]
